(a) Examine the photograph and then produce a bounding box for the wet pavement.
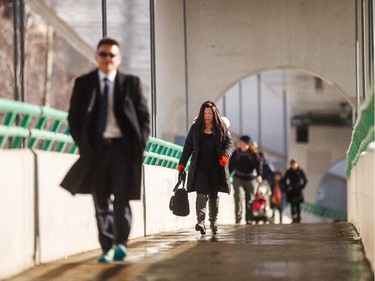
[7,223,373,281]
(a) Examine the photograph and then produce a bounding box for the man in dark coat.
[61,38,150,263]
[229,136,263,224]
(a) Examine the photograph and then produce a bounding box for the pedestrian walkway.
[7,223,373,281]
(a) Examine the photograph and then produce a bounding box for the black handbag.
[169,170,190,217]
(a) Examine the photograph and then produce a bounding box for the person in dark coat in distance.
[229,136,263,224]
[177,101,233,235]
[284,159,308,223]
[61,38,150,263]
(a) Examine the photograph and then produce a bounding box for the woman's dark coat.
[178,123,234,194]
[284,167,308,203]
[60,69,150,200]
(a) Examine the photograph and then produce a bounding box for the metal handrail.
[0,98,183,169]
[301,202,347,221]
[0,99,350,217]
[346,92,374,177]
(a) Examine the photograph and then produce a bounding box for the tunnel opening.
[216,68,352,221]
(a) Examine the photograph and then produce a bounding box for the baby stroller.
[251,183,273,223]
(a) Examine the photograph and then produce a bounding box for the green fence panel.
[301,202,347,220]
[69,143,78,154]
[346,93,375,177]
[0,112,17,148]
[0,98,186,168]
[56,126,71,153]
[42,120,64,151]
[28,116,48,149]
[0,125,29,138]
[42,107,68,121]
[10,114,33,148]
[3,112,17,126]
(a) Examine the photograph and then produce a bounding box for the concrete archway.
[219,67,353,107]
[154,0,356,140]
[217,68,353,204]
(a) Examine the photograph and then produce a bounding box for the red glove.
[219,155,229,166]
[177,164,185,172]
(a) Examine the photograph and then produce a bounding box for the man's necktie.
[98,77,110,134]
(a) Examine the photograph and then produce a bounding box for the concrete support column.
[154,0,187,141]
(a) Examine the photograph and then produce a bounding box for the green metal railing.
[346,92,375,178]
[0,98,348,219]
[143,137,183,169]
[0,98,77,153]
[0,98,183,169]
[301,202,347,221]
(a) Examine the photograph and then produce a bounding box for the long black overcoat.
[60,69,150,200]
[178,123,233,194]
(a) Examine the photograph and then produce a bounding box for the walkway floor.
[8,223,373,281]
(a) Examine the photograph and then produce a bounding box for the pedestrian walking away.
[259,152,275,187]
[271,170,287,224]
[284,159,308,223]
[177,101,233,235]
[229,136,263,224]
[61,37,150,263]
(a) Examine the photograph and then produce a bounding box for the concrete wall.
[0,150,235,279]
[155,0,355,138]
[0,150,101,278]
[0,150,35,279]
[2,145,369,278]
[347,143,374,270]
[288,125,353,203]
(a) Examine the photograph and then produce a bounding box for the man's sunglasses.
[98,52,116,58]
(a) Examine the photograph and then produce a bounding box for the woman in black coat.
[178,101,233,235]
[284,159,308,223]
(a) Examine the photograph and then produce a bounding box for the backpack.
[233,148,258,175]
[272,183,282,206]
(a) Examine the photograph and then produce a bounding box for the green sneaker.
[98,246,116,263]
[114,244,127,261]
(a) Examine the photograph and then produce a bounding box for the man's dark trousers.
[90,138,132,252]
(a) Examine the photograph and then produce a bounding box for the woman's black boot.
[209,197,219,235]
[195,194,208,234]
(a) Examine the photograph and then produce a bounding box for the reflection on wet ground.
[8,223,373,281]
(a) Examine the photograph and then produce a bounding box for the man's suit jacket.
[61,69,150,200]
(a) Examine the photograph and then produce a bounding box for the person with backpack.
[229,135,262,224]
[270,171,287,224]
[284,159,308,223]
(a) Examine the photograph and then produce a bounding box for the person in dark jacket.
[177,101,233,235]
[259,152,275,188]
[61,38,150,263]
[229,136,262,224]
[284,159,308,223]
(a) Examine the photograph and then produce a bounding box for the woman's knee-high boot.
[195,194,208,234]
[209,197,219,235]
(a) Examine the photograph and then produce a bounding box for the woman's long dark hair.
[195,101,228,136]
